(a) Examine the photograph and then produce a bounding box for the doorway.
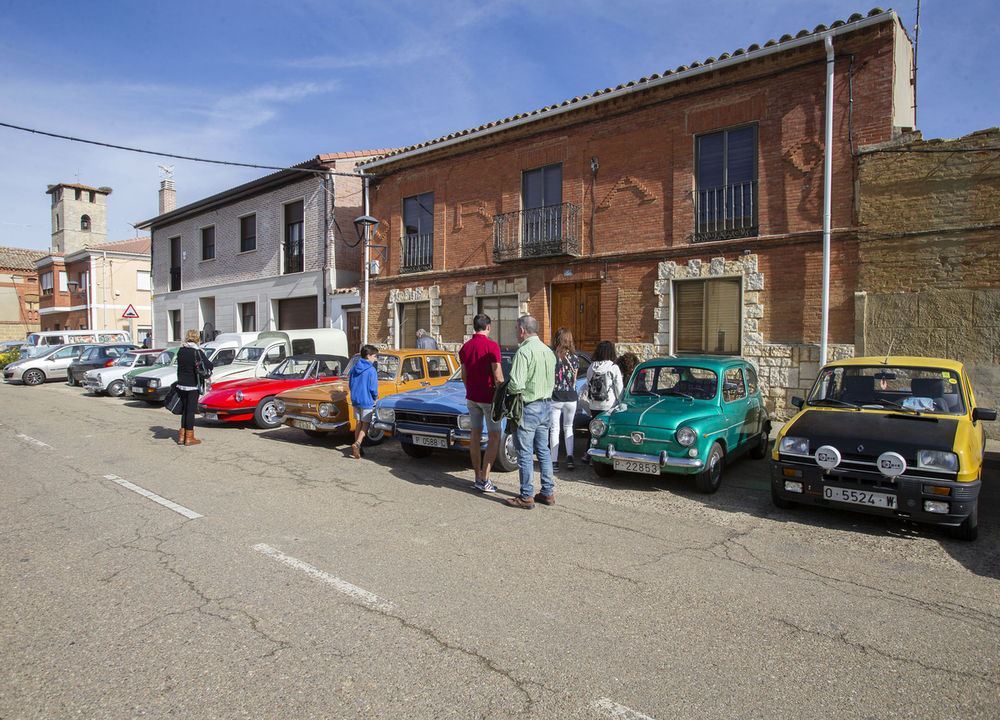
[551,281,601,353]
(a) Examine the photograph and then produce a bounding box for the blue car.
[373,349,591,471]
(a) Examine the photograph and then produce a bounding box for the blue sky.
[0,1,996,252]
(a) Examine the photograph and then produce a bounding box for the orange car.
[273,349,458,442]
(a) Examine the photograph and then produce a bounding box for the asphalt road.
[1,379,998,719]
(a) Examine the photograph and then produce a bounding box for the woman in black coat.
[175,329,213,445]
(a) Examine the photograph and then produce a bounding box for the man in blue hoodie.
[348,344,379,459]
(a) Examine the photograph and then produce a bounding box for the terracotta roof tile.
[0,246,48,271]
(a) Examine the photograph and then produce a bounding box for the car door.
[49,345,84,378]
[399,355,429,392]
[425,354,454,387]
[720,365,755,451]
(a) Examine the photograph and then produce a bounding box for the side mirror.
[973,407,997,422]
[791,396,804,408]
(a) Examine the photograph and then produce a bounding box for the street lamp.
[354,213,378,347]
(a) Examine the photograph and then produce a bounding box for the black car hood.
[788,409,958,457]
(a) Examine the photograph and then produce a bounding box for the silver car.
[2,343,97,386]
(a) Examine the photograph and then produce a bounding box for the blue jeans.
[513,399,553,499]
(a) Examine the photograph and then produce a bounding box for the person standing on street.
[176,329,213,446]
[549,327,579,471]
[348,344,379,459]
[583,340,624,465]
[505,315,556,509]
[459,313,504,492]
[415,329,439,350]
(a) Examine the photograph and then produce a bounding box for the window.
[41,272,53,294]
[170,237,181,291]
[81,215,91,231]
[240,215,256,253]
[674,278,741,355]
[56,214,60,230]
[170,310,182,342]
[88,191,95,202]
[402,192,433,273]
[240,302,256,332]
[477,295,519,347]
[522,164,562,251]
[59,271,68,292]
[723,367,748,402]
[745,364,759,395]
[401,357,425,381]
[695,124,758,241]
[201,226,215,261]
[75,189,82,201]
[284,200,304,274]
[137,270,151,292]
[427,355,450,378]
[397,301,430,349]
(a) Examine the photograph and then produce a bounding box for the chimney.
[159,179,176,215]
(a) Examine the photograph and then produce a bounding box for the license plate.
[205,413,218,421]
[614,458,660,475]
[824,486,897,508]
[412,435,448,448]
[291,419,315,430]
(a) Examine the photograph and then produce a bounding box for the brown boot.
[185,429,201,445]
[177,429,186,445]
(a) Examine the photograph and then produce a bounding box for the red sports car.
[198,354,348,428]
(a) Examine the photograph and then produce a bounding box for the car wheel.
[303,429,329,439]
[66,373,78,386]
[493,432,518,472]
[107,380,125,397]
[695,442,724,494]
[253,396,280,429]
[22,369,44,386]
[592,457,617,477]
[749,423,771,460]
[949,499,978,541]
[771,482,797,509]
[402,442,433,459]
[363,425,386,446]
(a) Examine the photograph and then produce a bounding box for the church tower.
[46,183,112,253]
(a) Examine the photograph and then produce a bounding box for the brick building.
[0,247,46,342]
[855,126,1000,406]
[138,152,390,351]
[358,9,915,418]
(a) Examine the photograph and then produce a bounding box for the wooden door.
[346,309,362,356]
[551,282,601,354]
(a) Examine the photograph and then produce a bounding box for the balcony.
[694,181,758,242]
[493,203,580,263]
[400,232,433,274]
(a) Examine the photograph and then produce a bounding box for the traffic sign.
[122,304,140,319]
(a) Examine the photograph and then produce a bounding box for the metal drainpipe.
[362,175,370,346]
[322,172,330,328]
[820,35,835,365]
[102,249,108,330]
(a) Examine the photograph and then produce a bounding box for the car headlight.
[274,398,285,414]
[457,414,472,430]
[149,378,160,388]
[779,436,810,455]
[589,418,607,437]
[376,407,395,423]
[676,427,697,447]
[235,390,244,403]
[318,403,332,418]
[918,450,959,472]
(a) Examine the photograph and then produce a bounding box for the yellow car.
[771,356,996,541]
[273,349,458,443]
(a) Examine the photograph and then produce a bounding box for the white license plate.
[291,419,315,430]
[614,458,660,475]
[205,413,218,421]
[824,486,897,508]
[412,435,448,448]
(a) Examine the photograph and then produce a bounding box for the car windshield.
[234,346,266,363]
[154,351,174,365]
[268,357,316,380]
[628,365,719,400]
[807,365,967,414]
[115,353,138,367]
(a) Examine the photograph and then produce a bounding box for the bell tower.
[47,183,112,253]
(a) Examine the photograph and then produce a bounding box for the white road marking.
[254,543,395,613]
[16,434,52,449]
[592,698,658,720]
[104,474,204,519]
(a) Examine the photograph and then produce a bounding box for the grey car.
[2,343,98,386]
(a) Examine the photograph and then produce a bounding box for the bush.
[0,348,19,370]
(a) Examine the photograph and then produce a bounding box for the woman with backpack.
[584,342,624,464]
[549,327,579,471]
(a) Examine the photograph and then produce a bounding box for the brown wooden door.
[551,282,601,354]
[346,309,362,356]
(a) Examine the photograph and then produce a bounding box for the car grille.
[395,410,460,429]
[779,452,955,483]
[132,377,154,388]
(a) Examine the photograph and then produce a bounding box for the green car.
[122,348,178,398]
[587,355,771,493]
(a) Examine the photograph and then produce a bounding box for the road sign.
[122,304,140,319]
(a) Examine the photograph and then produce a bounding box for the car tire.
[107,380,125,398]
[67,373,78,386]
[771,482,797,509]
[22,369,44,386]
[303,429,329,439]
[493,432,518,472]
[749,423,771,460]
[402,442,433,459]
[253,396,280,429]
[363,426,386,446]
[592,458,617,477]
[695,442,724,494]
[950,500,978,542]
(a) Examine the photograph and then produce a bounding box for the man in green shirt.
[505,315,557,509]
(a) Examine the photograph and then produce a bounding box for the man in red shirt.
[459,313,504,492]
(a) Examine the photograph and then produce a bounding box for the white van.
[201,332,261,368]
[21,329,132,359]
[204,329,349,391]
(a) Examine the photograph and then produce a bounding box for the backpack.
[588,370,610,403]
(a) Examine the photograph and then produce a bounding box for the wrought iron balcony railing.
[695,180,758,242]
[493,203,580,263]
[400,232,433,273]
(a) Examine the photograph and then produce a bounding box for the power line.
[0,121,369,178]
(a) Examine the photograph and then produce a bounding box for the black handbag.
[164,385,183,415]
[194,350,212,379]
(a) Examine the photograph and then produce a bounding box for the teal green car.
[587,355,771,493]
[122,348,178,398]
